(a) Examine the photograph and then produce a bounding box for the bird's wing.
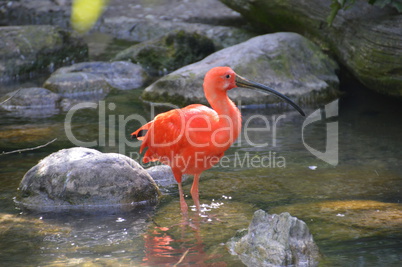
[132,104,218,163]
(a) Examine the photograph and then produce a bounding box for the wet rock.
[145,165,189,190]
[145,165,177,188]
[52,61,149,90]
[142,32,339,107]
[43,72,112,100]
[220,0,402,97]
[227,209,320,267]
[15,147,161,212]
[43,61,148,100]
[114,30,215,76]
[0,25,88,82]
[0,88,61,118]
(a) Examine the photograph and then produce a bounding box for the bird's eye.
[225,74,231,79]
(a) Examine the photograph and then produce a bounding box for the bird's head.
[204,66,237,93]
[204,67,305,116]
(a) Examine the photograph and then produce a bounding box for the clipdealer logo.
[302,99,339,166]
[63,99,339,166]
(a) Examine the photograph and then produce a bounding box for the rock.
[142,32,339,107]
[52,61,149,90]
[43,72,112,100]
[145,165,190,190]
[145,165,177,188]
[114,30,215,76]
[0,25,88,82]
[15,147,161,212]
[0,0,71,28]
[227,209,320,267]
[219,0,402,97]
[43,61,148,100]
[0,88,61,117]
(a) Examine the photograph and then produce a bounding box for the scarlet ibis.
[132,67,305,214]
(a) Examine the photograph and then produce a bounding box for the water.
[1,42,402,266]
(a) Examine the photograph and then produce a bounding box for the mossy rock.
[0,25,88,81]
[142,32,340,107]
[220,0,402,97]
[114,30,215,76]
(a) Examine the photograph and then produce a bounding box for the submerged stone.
[227,209,320,267]
[15,147,161,212]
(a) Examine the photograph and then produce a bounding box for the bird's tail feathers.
[131,122,152,141]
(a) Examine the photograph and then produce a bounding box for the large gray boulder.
[0,25,88,82]
[15,147,160,212]
[227,210,320,267]
[220,0,402,97]
[142,32,339,107]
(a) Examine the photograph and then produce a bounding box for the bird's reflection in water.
[142,206,227,266]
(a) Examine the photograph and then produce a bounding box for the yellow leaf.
[71,0,108,34]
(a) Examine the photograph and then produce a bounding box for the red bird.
[132,67,304,214]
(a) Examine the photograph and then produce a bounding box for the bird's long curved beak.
[235,74,305,116]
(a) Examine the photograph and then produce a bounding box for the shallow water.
[1,42,402,266]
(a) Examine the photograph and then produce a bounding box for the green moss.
[115,30,214,76]
[7,26,88,78]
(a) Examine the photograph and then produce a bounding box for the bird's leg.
[177,182,188,215]
[190,174,201,212]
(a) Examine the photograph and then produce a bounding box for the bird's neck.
[206,90,242,140]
